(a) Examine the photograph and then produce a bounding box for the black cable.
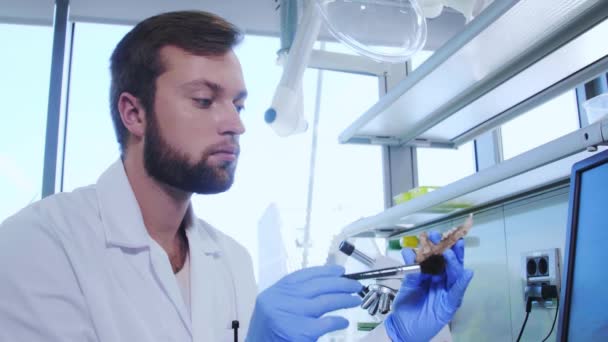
[516,296,534,342]
[232,320,239,342]
[541,299,560,342]
[516,312,531,342]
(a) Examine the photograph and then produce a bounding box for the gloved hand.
[246,265,362,342]
[385,231,474,342]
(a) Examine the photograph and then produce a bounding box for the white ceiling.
[0,0,465,50]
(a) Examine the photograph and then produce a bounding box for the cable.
[541,299,560,342]
[517,285,559,342]
[516,296,534,342]
[516,312,531,342]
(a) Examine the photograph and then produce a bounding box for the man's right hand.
[246,265,362,342]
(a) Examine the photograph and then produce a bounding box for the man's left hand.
[384,231,474,342]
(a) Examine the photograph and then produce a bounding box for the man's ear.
[118,92,147,140]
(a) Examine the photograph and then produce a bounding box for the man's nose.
[218,104,246,135]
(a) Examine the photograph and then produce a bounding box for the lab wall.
[395,187,569,342]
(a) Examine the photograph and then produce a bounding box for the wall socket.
[521,248,560,308]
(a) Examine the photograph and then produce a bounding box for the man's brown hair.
[109,10,243,154]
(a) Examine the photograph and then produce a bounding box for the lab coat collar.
[186,210,222,255]
[96,160,223,255]
[96,160,152,249]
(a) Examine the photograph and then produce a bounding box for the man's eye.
[194,98,213,108]
[235,105,245,114]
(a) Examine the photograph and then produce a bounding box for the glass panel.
[416,141,476,187]
[0,23,53,222]
[62,22,132,191]
[502,90,580,160]
[307,70,384,267]
[410,49,434,69]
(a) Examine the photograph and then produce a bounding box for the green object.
[357,322,381,331]
[393,186,440,205]
[388,239,403,250]
[388,235,420,250]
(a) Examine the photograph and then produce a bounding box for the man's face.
[143,45,247,194]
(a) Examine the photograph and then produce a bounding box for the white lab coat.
[0,161,257,341]
[0,160,446,342]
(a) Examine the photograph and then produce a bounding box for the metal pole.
[42,0,69,198]
[301,45,325,268]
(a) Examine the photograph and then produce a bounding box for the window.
[306,70,384,267]
[62,23,132,191]
[501,90,580,160]
[416,142,477,187]
[190,35,317,279]
[410,50,477,186]
[0,23,53,222]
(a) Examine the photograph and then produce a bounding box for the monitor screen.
[558,150,608,341]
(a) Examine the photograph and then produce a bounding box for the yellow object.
[401,235,419,248]
[393,186,440,205]
[388,235,419,250]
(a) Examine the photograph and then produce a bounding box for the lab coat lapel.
[148,240,193,337]
[188,221,227,342]
[97,161,193,338]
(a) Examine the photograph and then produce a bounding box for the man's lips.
[212,145,239,155]
[209,145,239,161]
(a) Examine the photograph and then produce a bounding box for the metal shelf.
[339,0,608,147]
[341,119,608,238]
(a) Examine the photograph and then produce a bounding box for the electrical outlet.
[522,248,560,308]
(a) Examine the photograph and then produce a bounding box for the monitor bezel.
[557,149,608,341]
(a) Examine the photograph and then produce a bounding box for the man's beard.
[143,111,238,194]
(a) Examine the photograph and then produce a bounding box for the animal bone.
[415,214,474,264]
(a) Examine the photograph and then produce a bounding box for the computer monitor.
[558,149,608,341]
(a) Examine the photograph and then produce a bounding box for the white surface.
[341,120,608,237]
[583,93,608,124]
[425,14,608,141]
[340,0,602,144]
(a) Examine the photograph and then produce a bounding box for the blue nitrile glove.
[385,231,474,342]
[246,265,362,342]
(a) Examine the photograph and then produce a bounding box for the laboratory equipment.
[344,264,422,280]
[360,284,397,316]
[557,149,608,341]
[315,0,427,63]
[339,240,376,267]
[268,0,488,137]
[265,1,320,137]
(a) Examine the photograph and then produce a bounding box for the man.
[0,11,473,341]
